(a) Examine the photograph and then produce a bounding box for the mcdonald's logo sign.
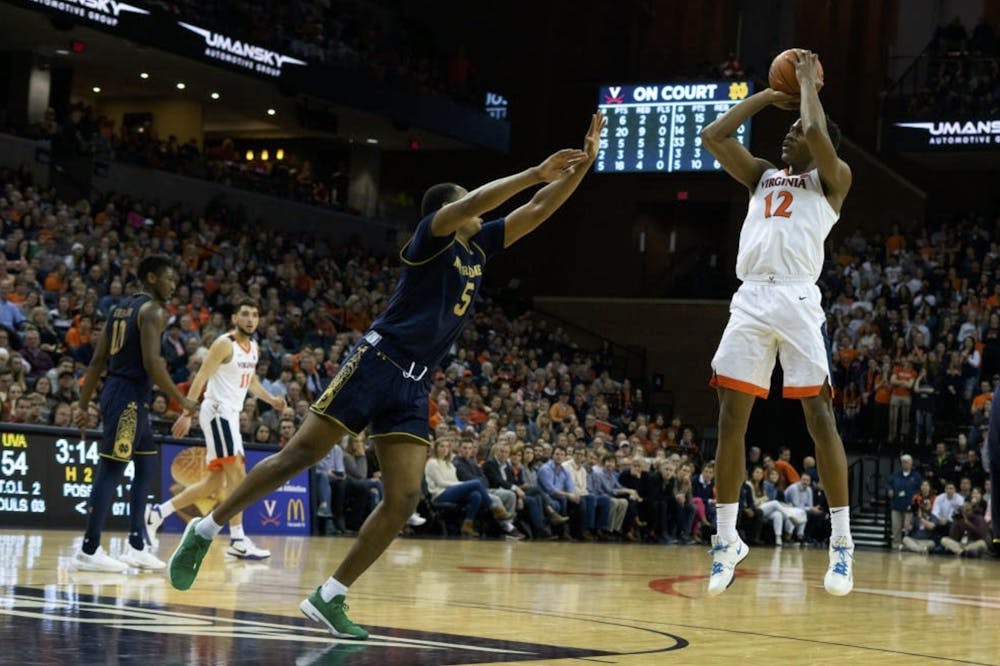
[287,498,306,524]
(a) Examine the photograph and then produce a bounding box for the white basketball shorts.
[199,398,245,470]
[710,278,832,399]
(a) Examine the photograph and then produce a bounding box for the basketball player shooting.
[700,49,855,596]
[144,300,286,560]
[167,112,606,639]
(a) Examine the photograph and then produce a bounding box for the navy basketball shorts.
[99,376,155,462]
[310,339,431,445]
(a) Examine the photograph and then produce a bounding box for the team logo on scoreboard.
[604,86,625,104]
[286,499,306,526]
[728,82,749,100]
[261,499,281,527]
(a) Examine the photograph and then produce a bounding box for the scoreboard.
[0,426,145,529]
[596,81,754,173]
[0,423,308,534]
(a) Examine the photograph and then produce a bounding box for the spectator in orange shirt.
[44,263,69,294]
[774,446,800,489]
[885,222,905,258]
[549,393,575,425]
[64,314,94,362]
[889,359,917,444]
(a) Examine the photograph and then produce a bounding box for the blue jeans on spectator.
[521,493,545,533]
[435,480,492,521]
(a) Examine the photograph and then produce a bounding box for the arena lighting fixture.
[261,150,270,161]
[266,108,276,116]
[55,49,70,56]
[176,82,186,90]
[139,72,149,80]
[92,86,101,93]
[276,149,284,160]
[245,150,254,161]
[210,92,220,100]
[365,138,379,144]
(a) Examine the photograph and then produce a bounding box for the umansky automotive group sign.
[890,119,1000,150]
[11,0,306,78]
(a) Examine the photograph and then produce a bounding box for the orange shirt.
[549,402,574,423]
[774,460,800,489]
[886,234,905,256]
[65,328,92,349]
[891,367,916,397]
[972,392,992,412]
[44,274,64,292]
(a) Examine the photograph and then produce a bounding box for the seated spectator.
[902,497,940,554]
[343,435,389,528]
[425,437,506,538]
[941,487,990,556]
[562,447,611,539]
[931,481,965,535]
[764,467,806,545]
[454,439,523,539]
[774,446,800,489]
[313,439,347,534]
[590,453,642,541]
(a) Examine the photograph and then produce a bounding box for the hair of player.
[235,298,260,313]
[421,183,463,216]
[138,255,173,281]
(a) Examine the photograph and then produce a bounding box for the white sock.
[502,520,514,532]
[160,500,175,518]
[830,506,851,540]
[716,503,739,543]
[230,524,245,540]
[320,576,348,602]
[195,514,224,540]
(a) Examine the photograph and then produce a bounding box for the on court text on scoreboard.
[596,81,753,174]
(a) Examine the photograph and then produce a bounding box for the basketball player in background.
[168,112,605,640]
[145,300,286,559]
[700,49,855,595]
[987,384,1000,553]
[71,256,198,572]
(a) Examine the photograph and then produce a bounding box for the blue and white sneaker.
[706,535,749,596]
[144,504,165,547]
[824,536,854,596]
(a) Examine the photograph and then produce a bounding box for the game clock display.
[596,81,754,173]
[0,427,144,529]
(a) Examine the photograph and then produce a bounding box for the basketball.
[768,49,824,94]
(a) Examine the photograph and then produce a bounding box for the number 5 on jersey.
[454,281,475,316]
[764,190,793,219]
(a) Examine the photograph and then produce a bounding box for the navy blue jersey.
[371,214,506,367]
[105,294,153,389]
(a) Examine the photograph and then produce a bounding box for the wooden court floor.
[2,528,999,665]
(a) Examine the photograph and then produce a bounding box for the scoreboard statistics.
[596,81,753,173]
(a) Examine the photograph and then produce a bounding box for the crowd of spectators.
[885,446,992,557]
[0,165,727,545]
[823,211,1000,453]
[901,17,1000,118]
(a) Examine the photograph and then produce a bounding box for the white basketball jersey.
[735,167,839,283]
[204,333,258,409]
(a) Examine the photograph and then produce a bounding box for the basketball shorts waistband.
[740,274,815,285]
[362,330,430,382]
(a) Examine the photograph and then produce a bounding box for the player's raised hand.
[583,111,607,162]
[172,413,192,439]
[791,49,823,90]
[536,149,588,183]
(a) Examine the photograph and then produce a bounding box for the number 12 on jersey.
[764,190,793,219]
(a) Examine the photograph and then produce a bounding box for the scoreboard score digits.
[596,81,753,173]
